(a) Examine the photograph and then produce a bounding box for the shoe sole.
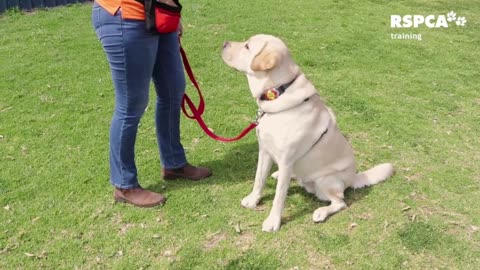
[163,172,212,181]
[114,197,166,208]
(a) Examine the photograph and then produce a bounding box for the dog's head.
[222,34,298,98]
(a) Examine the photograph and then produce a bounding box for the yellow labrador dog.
[222,34,394,232]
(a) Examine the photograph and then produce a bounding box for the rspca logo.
[391,11,467,28]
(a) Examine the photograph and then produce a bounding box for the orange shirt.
[96,0,145,20]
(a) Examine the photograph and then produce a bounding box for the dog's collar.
[260,76,298,101]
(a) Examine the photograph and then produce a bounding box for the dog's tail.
[351,163,394,189]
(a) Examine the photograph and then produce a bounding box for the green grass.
[1,0,479,269]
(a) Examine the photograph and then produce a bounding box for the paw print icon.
[456,17,467,26]
[447,11,456,22]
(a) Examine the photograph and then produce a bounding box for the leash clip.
[253,109,265,125]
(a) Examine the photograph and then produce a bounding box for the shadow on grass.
[146,142,259,192]
[146,141,372,223]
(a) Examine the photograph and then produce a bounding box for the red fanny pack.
[154,0,181,33]
[140,0,182,34]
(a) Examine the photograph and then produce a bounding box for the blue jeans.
[92,2,187,189]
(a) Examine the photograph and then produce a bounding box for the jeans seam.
[164,70,177,168]
[118,13,130,188]
[96,5,102,37]
[168,88,177,167]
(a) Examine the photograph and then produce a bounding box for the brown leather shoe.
[162,163,212,180]
[114,187,166,207]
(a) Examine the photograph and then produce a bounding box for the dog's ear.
[251,46,281,71]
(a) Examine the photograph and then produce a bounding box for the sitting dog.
[221,34,394,232]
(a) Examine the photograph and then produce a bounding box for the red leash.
[180,46,258,142]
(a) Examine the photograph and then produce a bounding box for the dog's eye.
[245,43,249,50]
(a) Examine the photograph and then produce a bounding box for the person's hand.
[178,20,183,38]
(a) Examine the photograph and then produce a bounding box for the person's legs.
[151,32,187,170]
[94,2,211,186]
[92,3,158,188]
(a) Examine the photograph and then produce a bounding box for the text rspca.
[391,12,466,28]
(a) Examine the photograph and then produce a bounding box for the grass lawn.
[1,0,479,269]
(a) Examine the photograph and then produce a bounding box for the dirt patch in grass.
[234,231,256,252]
[203,231,228,251]
[306,248,336,270]
[224,249,282,270]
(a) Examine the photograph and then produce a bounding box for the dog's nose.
[223,41,229,49]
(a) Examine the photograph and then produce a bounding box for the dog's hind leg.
[241,149,273,209]
[312,178,347,223]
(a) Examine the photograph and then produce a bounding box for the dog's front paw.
[241,194,260,209]
[262,216,281,232]
[312,208,328,223]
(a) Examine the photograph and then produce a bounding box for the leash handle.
[180,46,256,142]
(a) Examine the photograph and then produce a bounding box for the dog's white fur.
[222,34,394,232]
